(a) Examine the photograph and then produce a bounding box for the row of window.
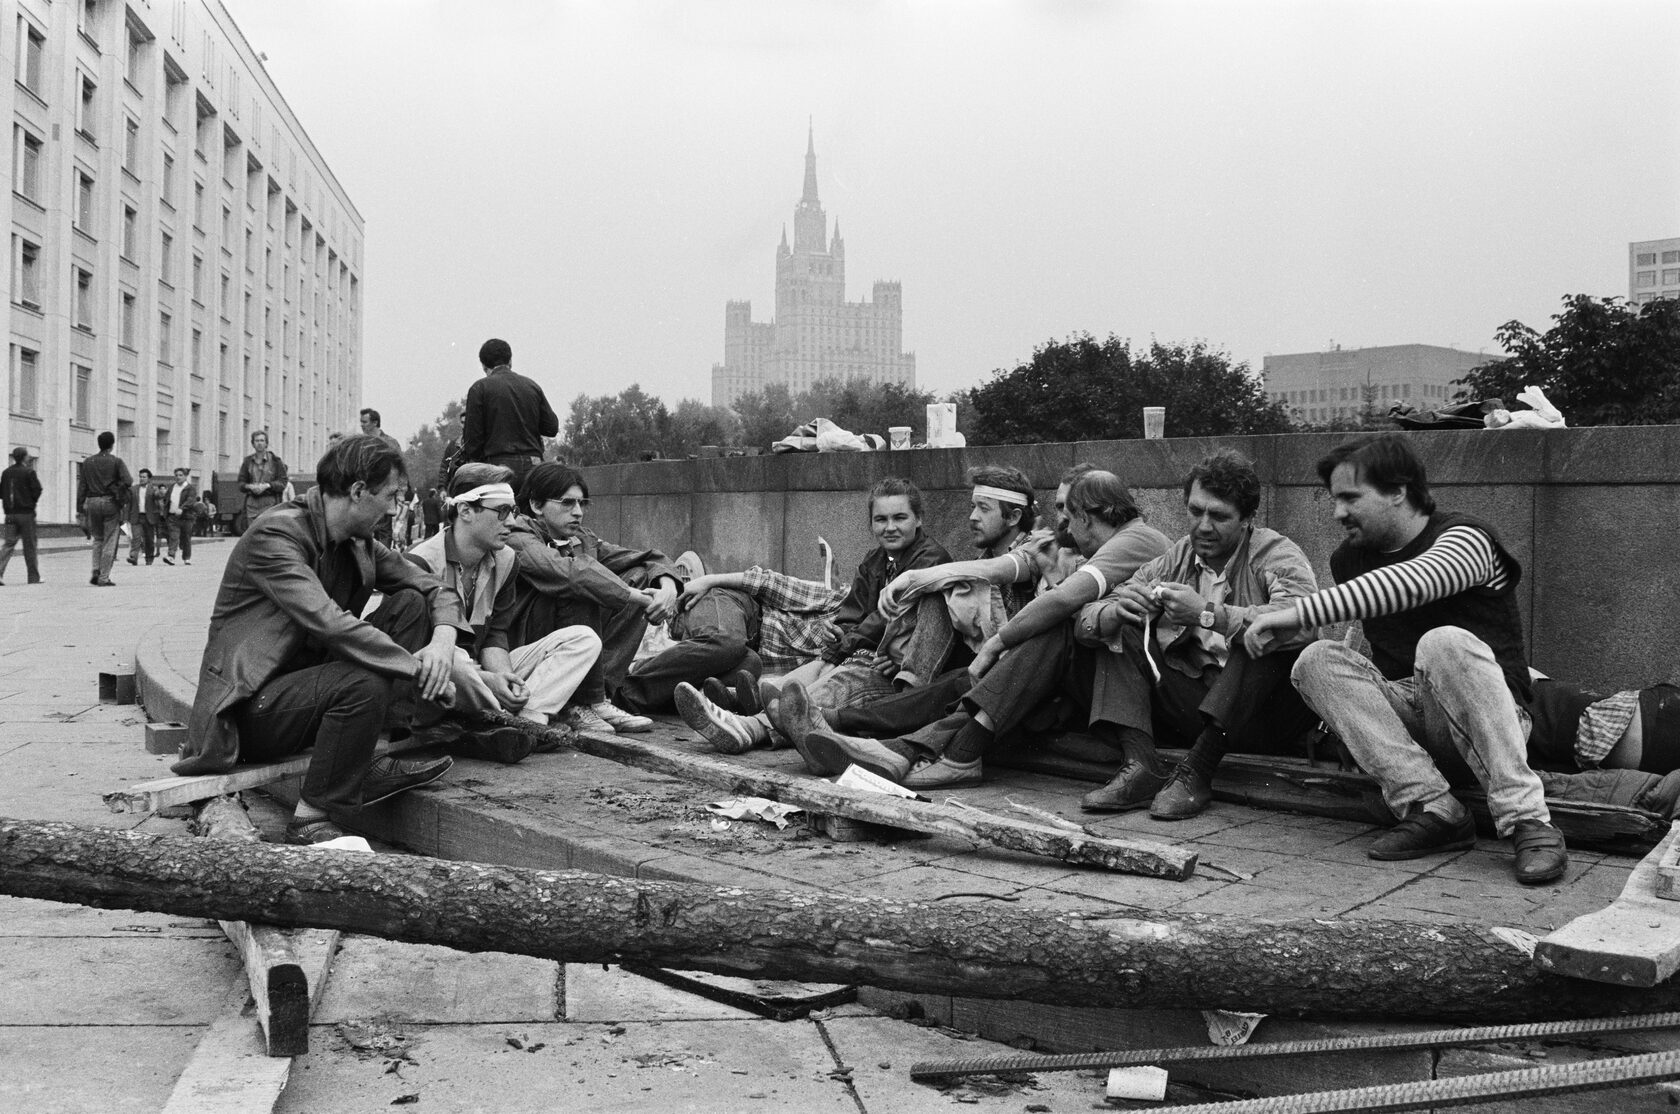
[9,344,91,427]
[1275,384,1450,405]
[1634,270,1680,288]
[1634,250,1680,266]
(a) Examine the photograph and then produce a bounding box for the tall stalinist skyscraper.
[711,128,915,408]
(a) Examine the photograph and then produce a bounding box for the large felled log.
[4,816,1680,1022]
[477,711,1196,880]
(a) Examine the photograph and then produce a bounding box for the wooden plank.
[1535,822,1680,987]
[160,988,293,1114]
[104,737,431,814]
[1655,830,1680,901]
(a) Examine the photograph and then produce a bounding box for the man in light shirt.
[162,467,197,565]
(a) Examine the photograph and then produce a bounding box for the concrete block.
[144,721,187,755]
[619,493,691,556]
[97,669,137,704]
[562,963,755,1022]
[314,938,560,1024]
[692,490,785,574]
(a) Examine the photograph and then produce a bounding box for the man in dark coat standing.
[0,447,43,585]
[460,338,558,486]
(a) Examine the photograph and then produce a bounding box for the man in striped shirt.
[1244,434,1568,885]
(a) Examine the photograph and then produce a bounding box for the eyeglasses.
[556,497,591,510]
[469,503,517,521]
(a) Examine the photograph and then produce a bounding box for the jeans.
[166,514,193,560]
[0,513,40,582]
[618,588,759,713]
[84,496,122,581]
[1291,627,1549,836]
[127,517,157,563]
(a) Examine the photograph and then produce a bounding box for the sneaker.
[1511,819,1568,885]
[96,578,115,587]
[1368,806,1477,861]
[1080,761,1168,813]
[183,558,191,565]
[771,681,836,774]
[674,549,706,581]
[163,557,175,565]
[561,703,615,734]
[448,724,535,765]
[591,701,652,733]
[674,682,765,754]
[285,818,347,846]
[1150,764,1214,821]
[802,730,911,784]
[358,754,453,807]
[902,755,983,790]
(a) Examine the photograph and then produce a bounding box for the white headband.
[972,484,1029,506]
[445,482,516,507]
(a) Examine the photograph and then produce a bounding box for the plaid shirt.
[739,566,849,676]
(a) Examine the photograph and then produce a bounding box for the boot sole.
[359,759,453,807]
[1368,835,1475,861]
[674,685,751,754]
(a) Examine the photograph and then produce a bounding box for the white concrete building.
[1630,237,1680,305]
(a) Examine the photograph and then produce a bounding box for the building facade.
[4,0,362,520]
[711,129,914,408]
[1630,237,1680,305]
[1262,344,1489,426]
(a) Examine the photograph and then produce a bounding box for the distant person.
[126,468,162,566]
[162,467,198,566]
[78,431,133,587]
[360,408,404,455]
[199,495,217,537]
[0,447,43,585]
[237,430,288,531]
[421,487,444,538]
[461,338,558,486]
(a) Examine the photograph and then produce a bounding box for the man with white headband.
[405,464,602,761]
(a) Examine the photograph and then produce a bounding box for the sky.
[221,0,1680,443]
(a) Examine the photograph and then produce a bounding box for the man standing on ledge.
[0,447,43,585]
[78,431,132,587]
[237,429,288,531]
[1244,433,1568,885]
[174,435,465,845]
[461,338,558,487]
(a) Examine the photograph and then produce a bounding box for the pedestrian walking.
[0,446,43,585]
[78,432,133,586]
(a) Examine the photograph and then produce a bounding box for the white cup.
[1142,406,1166,439]
[888,426,911,450]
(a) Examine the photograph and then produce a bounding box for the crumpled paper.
[1203,1008,1266,1046]
[706,797,804,830]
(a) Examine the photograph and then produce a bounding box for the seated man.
[172,435,463,845]
[1244,433,1568,886]
[803,469,1172,790]
[1074,450,1320,816]
[404,463,602,759]
[503,463,686,734]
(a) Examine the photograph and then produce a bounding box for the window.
[161,152,176,199]
[122,205,138,258]
[1664,251,1680,265]
[1665,270,1680,286]
[196,98,215,156]
[219,272,230,316]
[79,0,99,40]
[12,237,42,307]
[244,228,254,271]
[192,254,204,301]
[127,27,144,85]
[121,292,136,346]
[221,204,232,240]
[124,117,140,172]
[191,403,201,452]
[73,364,93,427]
[160,231,174,276]
[164,64,186,125]
[79,75,98,140]
[10,345,39,415]
[1638,271,1657,288]
[15,128,42,200]
[158,311,172,362]
[18,19,45,97]
[194,181,205,227]
[74,269,94,329]
[219,341,229,381]
[1637,253,1658,265]
[75,173,95,232]
[191,328,202,374]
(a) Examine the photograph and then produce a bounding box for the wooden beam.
[104,737,430,815]
[480,712,1196,880]
[1534,821,1680,988]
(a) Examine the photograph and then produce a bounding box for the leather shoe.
[701,676,739,714]
[903,756,982,790]
[285,818,347,845]
[772,681,834,772]
[1150,764,1213,820]
[1511,819,1568,885]
[1368,806,1476,861]
[1081,762,1168,813]
[802,730,911,783]
[358,754,453,807]
[448,724,534,765]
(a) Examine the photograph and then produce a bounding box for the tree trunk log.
[1,816,1673,1022]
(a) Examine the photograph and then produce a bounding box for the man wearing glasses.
[504,463,687,734]
[404,464,603,761]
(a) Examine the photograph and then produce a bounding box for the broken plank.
[160,985,292,1114]
[105,737,430,814]
[1535,821,1680,987]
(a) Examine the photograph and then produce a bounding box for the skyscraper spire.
[801,118,820,204]
[793,121,827,254]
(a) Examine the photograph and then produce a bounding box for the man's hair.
[1317,433,1435,515]
[447,462,515,522]
[1059,461,1098,486]
[314,434,406,497]
[173,467,188,478]
[10,447,26,462]
[868,476,924,521]
[97,431,115,451]
[251,429,268,445]
[966,464,1036,532]
[479,338,512,368]
[1184,450,1261,519]
[518,462,588,516]
[137,468,152,480]
[1065,469,1141,528]
[359,408,381,427]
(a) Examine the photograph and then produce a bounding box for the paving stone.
[563,963,758,1022]
[0,1026,204,1114]
[0,895,221,938]
[314,937,562,1024]
[0,937,240,1024]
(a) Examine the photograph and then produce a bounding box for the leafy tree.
[730,376,938,450]
[1454,295,1680,425]
[731,383,798,452]
[403,397,465,495]
[667,399,744,459]
[564,384,672,465]
[956,333,1293,445]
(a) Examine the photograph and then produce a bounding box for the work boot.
[771,681,834,773]
[902,756,982,790]
[1511,819,1568,885]
[1150,764,1214,820]
[1368,806,1477,861]
[1080,762,1168,813]
[358,754,453,807]
[802,730,911,783]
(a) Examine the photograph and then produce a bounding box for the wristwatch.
[1198,602,1217,630]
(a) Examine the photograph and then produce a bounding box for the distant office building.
[1630,238,1680,305]
[1263,344,1490,426]
[3,0,362,519]
[711,128,914,408]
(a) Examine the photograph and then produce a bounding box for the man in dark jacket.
[236,429,288,530]
[173,435,467,845]
[126,468,163,566]
[461,338,558,486]
[0,447,43,585]
[78,431,132,587]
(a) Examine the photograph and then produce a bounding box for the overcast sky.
[223,0,1680,443]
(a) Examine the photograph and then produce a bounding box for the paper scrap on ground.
[706,797,803,830]
[312,836,374,853]
[1204,1008,1266,1046]
[835,765,920,800]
